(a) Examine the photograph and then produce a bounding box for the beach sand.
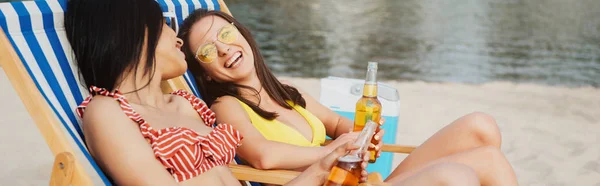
[1,68,599,185]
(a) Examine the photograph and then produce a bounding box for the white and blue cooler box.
[319,76,400,179]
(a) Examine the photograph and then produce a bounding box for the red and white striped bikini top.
[76,86,243,182]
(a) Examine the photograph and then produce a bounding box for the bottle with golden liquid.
[324,121,378,186]
[353,62,382,163]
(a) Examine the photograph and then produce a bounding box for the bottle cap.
[367,62,378,70]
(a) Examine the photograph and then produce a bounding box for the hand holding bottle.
[369,118,386,159]
[325,131,361,153]
[318,142,371,184]
[324,121,377,186]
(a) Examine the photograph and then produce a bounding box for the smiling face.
[187,15,255,83]
[155,24,188,80]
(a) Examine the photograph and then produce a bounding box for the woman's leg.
[389,163,480,186]
[389,112,502,176]
[387,146,518,186]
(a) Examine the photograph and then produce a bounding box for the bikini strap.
[76,86,149,126]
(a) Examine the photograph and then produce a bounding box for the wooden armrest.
[323,139,417,154]
[229,164,301,185]
[381,144,416,154]
[230,164,390,185]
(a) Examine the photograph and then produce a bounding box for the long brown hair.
[178,9,305,120]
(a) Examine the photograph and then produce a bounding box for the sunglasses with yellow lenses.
[195,23,239,63]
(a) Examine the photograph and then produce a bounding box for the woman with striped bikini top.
[76,86,242,182]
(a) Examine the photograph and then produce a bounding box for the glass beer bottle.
[325,121,378,186]
[353,62,382,163]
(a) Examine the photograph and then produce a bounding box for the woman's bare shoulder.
[81,96,141,135]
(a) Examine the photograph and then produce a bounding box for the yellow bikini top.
[235,99,326,147]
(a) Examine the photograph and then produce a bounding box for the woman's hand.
[370,118,386,158]
[313,142,371,184]
[325,131,360,153]
[358,146,371,183]
[287,142,372,186]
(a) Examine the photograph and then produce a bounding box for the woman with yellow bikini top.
[179,9,519,186]
[179,10,377,171]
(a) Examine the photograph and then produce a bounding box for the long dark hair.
[65,0,164,91]
[179,9,305,120]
